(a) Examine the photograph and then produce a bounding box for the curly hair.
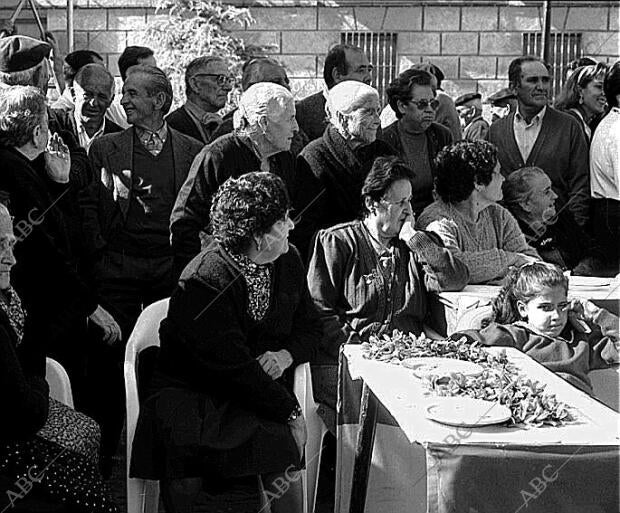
[361,156,415,215]
[434,140,498,203]
[491,262,568,324]
[386,69,434,119]
[0,85,46,148]
[210,172,290,253]
[554,62,607,112]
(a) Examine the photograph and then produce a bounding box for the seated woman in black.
[131,172,322,513]
[502,166,605,276]
[0,204,116,513]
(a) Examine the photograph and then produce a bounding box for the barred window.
[341,31,398,104]
[523,32,583,97]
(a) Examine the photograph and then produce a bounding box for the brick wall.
[28,0,620,101]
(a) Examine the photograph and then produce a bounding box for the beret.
[485,87,516,105]
[455,92,481,107]
[0,35,51,73]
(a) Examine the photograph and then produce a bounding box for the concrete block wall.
[35,1,620,102]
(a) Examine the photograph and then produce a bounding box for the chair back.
[124,298,169,513]
[45,357,74,407]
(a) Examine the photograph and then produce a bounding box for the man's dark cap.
[0,35,51,73]
[485,87,516,105]
[455,92,481,107]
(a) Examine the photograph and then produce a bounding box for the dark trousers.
[592,198,620,273]
[83,251,176,470]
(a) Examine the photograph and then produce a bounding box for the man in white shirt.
[590,62,620,272]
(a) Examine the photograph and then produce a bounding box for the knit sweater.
[308,220,469,362]
[417,201,540,284]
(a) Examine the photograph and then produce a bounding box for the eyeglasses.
[192,73,235,86]
[408,98,439,110]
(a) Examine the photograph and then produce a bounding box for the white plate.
[401,357,484,378]
[426,397,512,427]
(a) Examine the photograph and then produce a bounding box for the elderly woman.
[417,141,540,284]
[307,156,468,432]
[293,80,395,260]
[171,81,298,275]
[0,203,117,512]
[382,68,453,215]
[503,166,604,275]
[132,172,321,513]
[555,62,607,143]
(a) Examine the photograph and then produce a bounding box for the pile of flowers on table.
[361,330,572,427]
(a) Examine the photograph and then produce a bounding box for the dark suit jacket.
[295,91,327,142]
[166,106,207,144]
[0,148,99,352]
[488,107,590,227]
[83,127,203,257]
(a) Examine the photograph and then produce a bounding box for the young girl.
[452,262,619,395]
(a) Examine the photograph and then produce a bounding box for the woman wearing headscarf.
[292,80,395,260]
[307,156,468,432]
[170,82,299,276]
[132,172,322,513]
[417,141,540,284]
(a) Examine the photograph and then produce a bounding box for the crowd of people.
[0,30,618,513]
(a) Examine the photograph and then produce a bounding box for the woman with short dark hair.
[307,156,468,432]
[131,172,322,513]
[417,141,540,284]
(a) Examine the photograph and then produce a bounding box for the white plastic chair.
[294,362,328,513]
[124,298,169,513]
[45,357,74,407]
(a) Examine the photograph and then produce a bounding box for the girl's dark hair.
[210,171,290,253]
[491,262,568,324]
[434,140,498,203]
[361,156,415,215]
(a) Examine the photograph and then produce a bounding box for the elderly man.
[382,69,453,215]
[51,49,104,110]
[455,92,489,141]
[54,64,122,157]
[292,80,395,260]
[295,44,373,141]
[84,64,202,472]
[488,56,590,228]
[170,82,298,276]
[166,56,233,144]
[486,87,517,123]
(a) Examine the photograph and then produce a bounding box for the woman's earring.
[579,95,584,105]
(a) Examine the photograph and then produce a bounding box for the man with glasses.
[167,56,233,144]
[382,69,454,215]
[488,56,590,228]
[295,44,374,142]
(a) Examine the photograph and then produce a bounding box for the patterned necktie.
[141,130,164,156]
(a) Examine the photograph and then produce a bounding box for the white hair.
[233,82,293,133]
[326,80,379,131]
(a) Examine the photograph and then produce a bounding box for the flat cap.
[455,92,481,107]
[0,35,51,73]
[485,87,516,105]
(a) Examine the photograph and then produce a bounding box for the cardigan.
[292,125,396,260]
[154,241,322,422]
[487,107,590,228]
[170,133,297,275]
[453,321,618,395]
[380,120,453,214]
[307,220,469,363]
[417,201,540,284]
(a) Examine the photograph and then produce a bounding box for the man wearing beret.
[486,87,517,123]
[455,92,489,142]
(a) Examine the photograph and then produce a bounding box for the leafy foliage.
[140,0,264,109]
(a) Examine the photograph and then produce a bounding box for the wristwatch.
[287,404,303,423]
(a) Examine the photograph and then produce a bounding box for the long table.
[430,275,620,335]
[343,345,620,513]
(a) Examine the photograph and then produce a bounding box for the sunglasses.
[192,73,235,86]
[408,98,439,110]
